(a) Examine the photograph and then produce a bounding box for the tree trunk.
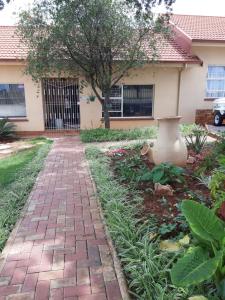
[103,94,110,129]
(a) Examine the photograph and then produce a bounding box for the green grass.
[86,145,219,299]
[86,146,189,299]
[80,124,203,143]
[80,127,157,143]
[0,138,52,251]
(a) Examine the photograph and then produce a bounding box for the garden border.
[86,157,131,300]
[0,142,53,274]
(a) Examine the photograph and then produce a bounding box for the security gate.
[42,78,80,130]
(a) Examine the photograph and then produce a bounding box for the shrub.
[80,127,157,143]
[139,162,185,185]
[185,127,207,154]
[171,200,225,298]
[180,124,202,137]
[0,119,17,141]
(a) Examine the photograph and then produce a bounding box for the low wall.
[195,109,214,125]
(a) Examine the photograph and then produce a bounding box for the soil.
[109,145,213,238]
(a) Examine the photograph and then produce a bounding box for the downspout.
[176,64,186,116]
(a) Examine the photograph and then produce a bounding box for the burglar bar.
[42,78,80,130]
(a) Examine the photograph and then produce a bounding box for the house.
[0,14,224,133]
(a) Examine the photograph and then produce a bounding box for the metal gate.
[42,78,80,130]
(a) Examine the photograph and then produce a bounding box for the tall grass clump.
[86,146,188,299]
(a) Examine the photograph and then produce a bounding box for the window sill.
[204,98,216,101]
[101,117,154,121]
[1,117,29,122]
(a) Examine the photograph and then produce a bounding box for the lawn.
[0,137,52,251]
[86,131,225,299]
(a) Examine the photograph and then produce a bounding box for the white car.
[213,98,225,126]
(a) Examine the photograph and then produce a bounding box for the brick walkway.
[0,137,122,300]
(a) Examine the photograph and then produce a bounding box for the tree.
[18,0,172,128]
[0,0,10,10]
[126,0,175,12]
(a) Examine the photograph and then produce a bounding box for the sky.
[0,0,225,25]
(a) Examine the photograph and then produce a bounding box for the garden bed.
[86,130,225,299]
[109,145,213,238]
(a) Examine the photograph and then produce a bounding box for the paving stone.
[6,292,34,300]
[0,138,122,299]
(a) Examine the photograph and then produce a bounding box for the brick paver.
[0,137,122,300]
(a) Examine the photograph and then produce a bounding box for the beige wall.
[179,46,225,123]
[2,48,223,132]
[80,64,180,129]
[0,63,44,131]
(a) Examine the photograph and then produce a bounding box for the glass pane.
[207,79,225,91]
[0,84,26,117]
[102,86,122,98]
[208,66,225,78]
[123,85,153,117]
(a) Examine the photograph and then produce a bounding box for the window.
[0,84,26,117]
[206,66,225,98]
[102,85,153,117]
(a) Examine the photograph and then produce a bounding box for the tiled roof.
[171,14,225,42]
[0,26,27,60]
[153,36,200,63]
[0,25,200,63]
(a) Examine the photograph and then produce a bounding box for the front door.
[42,78,80,130]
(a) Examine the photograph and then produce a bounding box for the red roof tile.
[152,36,200,63]
[0,26,27,60]
[0,25,200,63]
[171,14,225,42]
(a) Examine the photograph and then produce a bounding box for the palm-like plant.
[0,119,17,141]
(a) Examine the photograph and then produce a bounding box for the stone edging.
[85,155,131,300]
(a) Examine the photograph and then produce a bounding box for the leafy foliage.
[86,146,189,299]
[0,119,16,141]
[171,200,225,298]
[172,246,222,287]
[17,0,171,128]
[0,0,10,10]
[139,162,185,184]
[185,127,207,154]
[209,171,225,212]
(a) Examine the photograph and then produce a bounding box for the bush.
[80,127,157,143]
[0,119,17,141]
[139,162,185,185]
[185,127,207,154]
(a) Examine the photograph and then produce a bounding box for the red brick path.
[0,137,122,300]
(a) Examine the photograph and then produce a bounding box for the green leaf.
[152,169,164,183]
[171,247,222,287]
[182,200,225,243]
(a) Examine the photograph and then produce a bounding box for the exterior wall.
[179,46,225,123]
[3,52,222,131]
[80,64,180,129]
[0,64,44,131]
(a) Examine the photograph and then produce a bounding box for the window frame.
[102,84,154,118]
[0,83,27,118]
[206,65,225,99]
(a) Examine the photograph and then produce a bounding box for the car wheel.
[214,112,223,126]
